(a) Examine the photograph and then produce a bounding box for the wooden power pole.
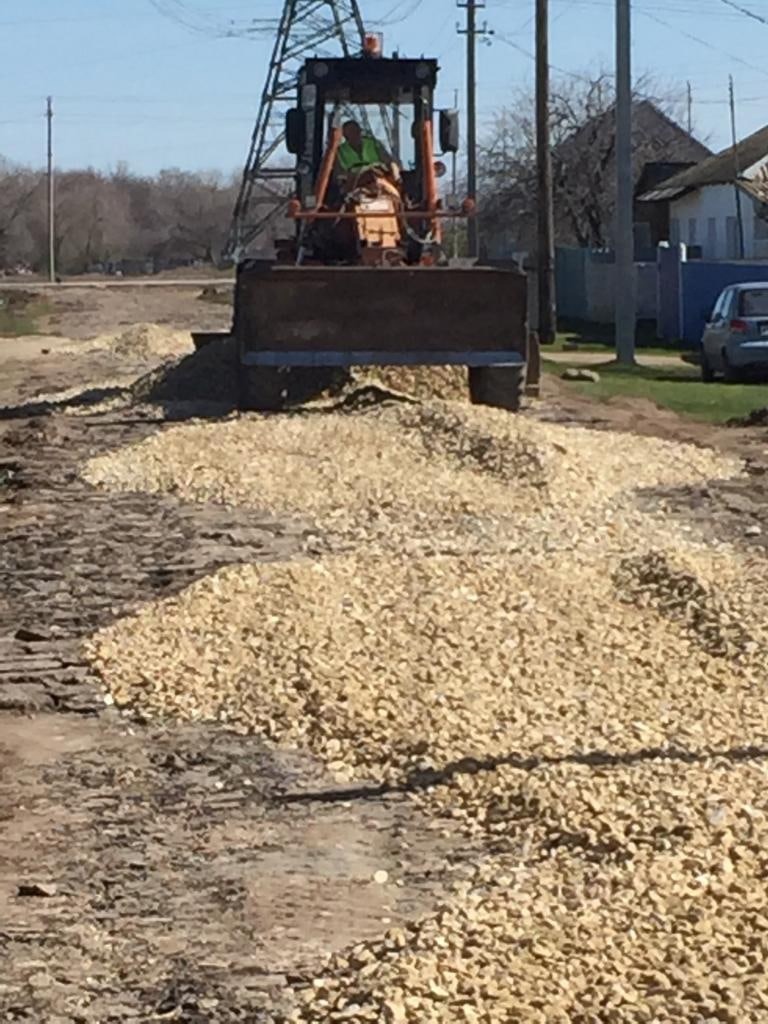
[457,0,490,260]
[535,0,556,344]
[46,96,55,283]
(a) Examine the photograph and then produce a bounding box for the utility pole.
[686,80,692,135]
[614,0,635,364]
[46,96,55,283]
[452,87,459,259]
[391,50,401,161]
[457,0,490,260]
[729,75,745,260]
[535,0,556,344]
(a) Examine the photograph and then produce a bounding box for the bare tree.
[478,71,706,252]
[153,169,235,264]
[0,159,41,267]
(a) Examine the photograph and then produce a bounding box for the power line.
[718,0,768,25]
[148,0,425,37]
[494,32,601,82]
[147,0,275,37]
[493,0,751,13]
[637,9,768,79]
[373,0,424,25]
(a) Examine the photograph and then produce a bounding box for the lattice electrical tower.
[226,0,387,261]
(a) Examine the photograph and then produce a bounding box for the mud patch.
[0,714,466,1023]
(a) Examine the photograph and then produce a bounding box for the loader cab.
[285,55,456,212]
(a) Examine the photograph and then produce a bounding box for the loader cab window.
[325,102,417,171]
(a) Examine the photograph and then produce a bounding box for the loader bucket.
[234,261,528,369]
[231,260,534,411]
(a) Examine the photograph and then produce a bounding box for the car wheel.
[722,352,742,383]
[700,352,715,382]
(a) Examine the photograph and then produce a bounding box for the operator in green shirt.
[336,119,400,188]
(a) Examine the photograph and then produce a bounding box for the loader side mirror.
[439,109,459,154]
[285,109,305,155]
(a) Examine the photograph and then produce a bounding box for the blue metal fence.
[680,260,768,344]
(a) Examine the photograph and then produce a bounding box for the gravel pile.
[83,402,768,1022]
[83,401,739,553]
[56,324,470,412]
[125,349,468,410]
[60,322,193,360]
[353,365,469,402]
[129,334,239,405]
[273,755,768,1022]
[87,543,768,781]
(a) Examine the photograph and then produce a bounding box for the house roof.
[557,99,710,170]
[638,123,768,201]
[634,160,700,197]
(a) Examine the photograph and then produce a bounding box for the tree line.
[0,160,251,274]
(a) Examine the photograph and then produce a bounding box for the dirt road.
[2,291,768,1022]
[544,350,688,369]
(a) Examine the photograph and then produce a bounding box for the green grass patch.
[550,319,681,357]
[545,358,768,424]
[0,290,51,336]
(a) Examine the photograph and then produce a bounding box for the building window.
[670,218,680,245]
[688,219,697,245]
[754,214,768,241]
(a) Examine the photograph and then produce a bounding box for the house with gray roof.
[638,124,768,260]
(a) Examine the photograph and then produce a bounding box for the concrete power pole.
[457,0,489,260]
[46,96,55,283]
[686,80,693,135]
[729,75,745,260]
[535,0,556,345]
[614,0,635,364]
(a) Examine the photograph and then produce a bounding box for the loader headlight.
[312,61,329,79]
[415,61,429,79]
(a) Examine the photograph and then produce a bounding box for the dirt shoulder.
[0,711,463,1023]
[3,295,768,1021]
[1,283,230,343]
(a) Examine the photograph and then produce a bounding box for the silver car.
[701,282,768,381]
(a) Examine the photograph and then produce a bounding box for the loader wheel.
[468,364,525,412]
[238,366,286,412]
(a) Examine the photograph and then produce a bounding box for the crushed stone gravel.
[65,334,473,412]
[81,397,768,1023]
[82,401,742,554]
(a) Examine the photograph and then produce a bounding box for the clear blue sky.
[3,0,768,175]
